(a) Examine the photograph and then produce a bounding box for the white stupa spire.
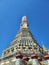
[20,16,29,29]
[22,16,27,23]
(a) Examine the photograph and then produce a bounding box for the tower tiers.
[2,16,43,60]
[0,16,49,65]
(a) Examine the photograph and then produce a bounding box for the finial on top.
[22,16,27,23]
[20,16,29,29]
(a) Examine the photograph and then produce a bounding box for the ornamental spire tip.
[20,16,29,29]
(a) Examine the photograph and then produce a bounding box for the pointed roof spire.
[22,16,27,23]
[20,16,29,29]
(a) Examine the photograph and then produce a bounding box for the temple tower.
[0,16,48,65]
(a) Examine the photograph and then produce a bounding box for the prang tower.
[0,16,49,65]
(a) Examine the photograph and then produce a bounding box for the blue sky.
[0,0,49,57]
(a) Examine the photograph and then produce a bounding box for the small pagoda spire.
[20,16,29,29]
